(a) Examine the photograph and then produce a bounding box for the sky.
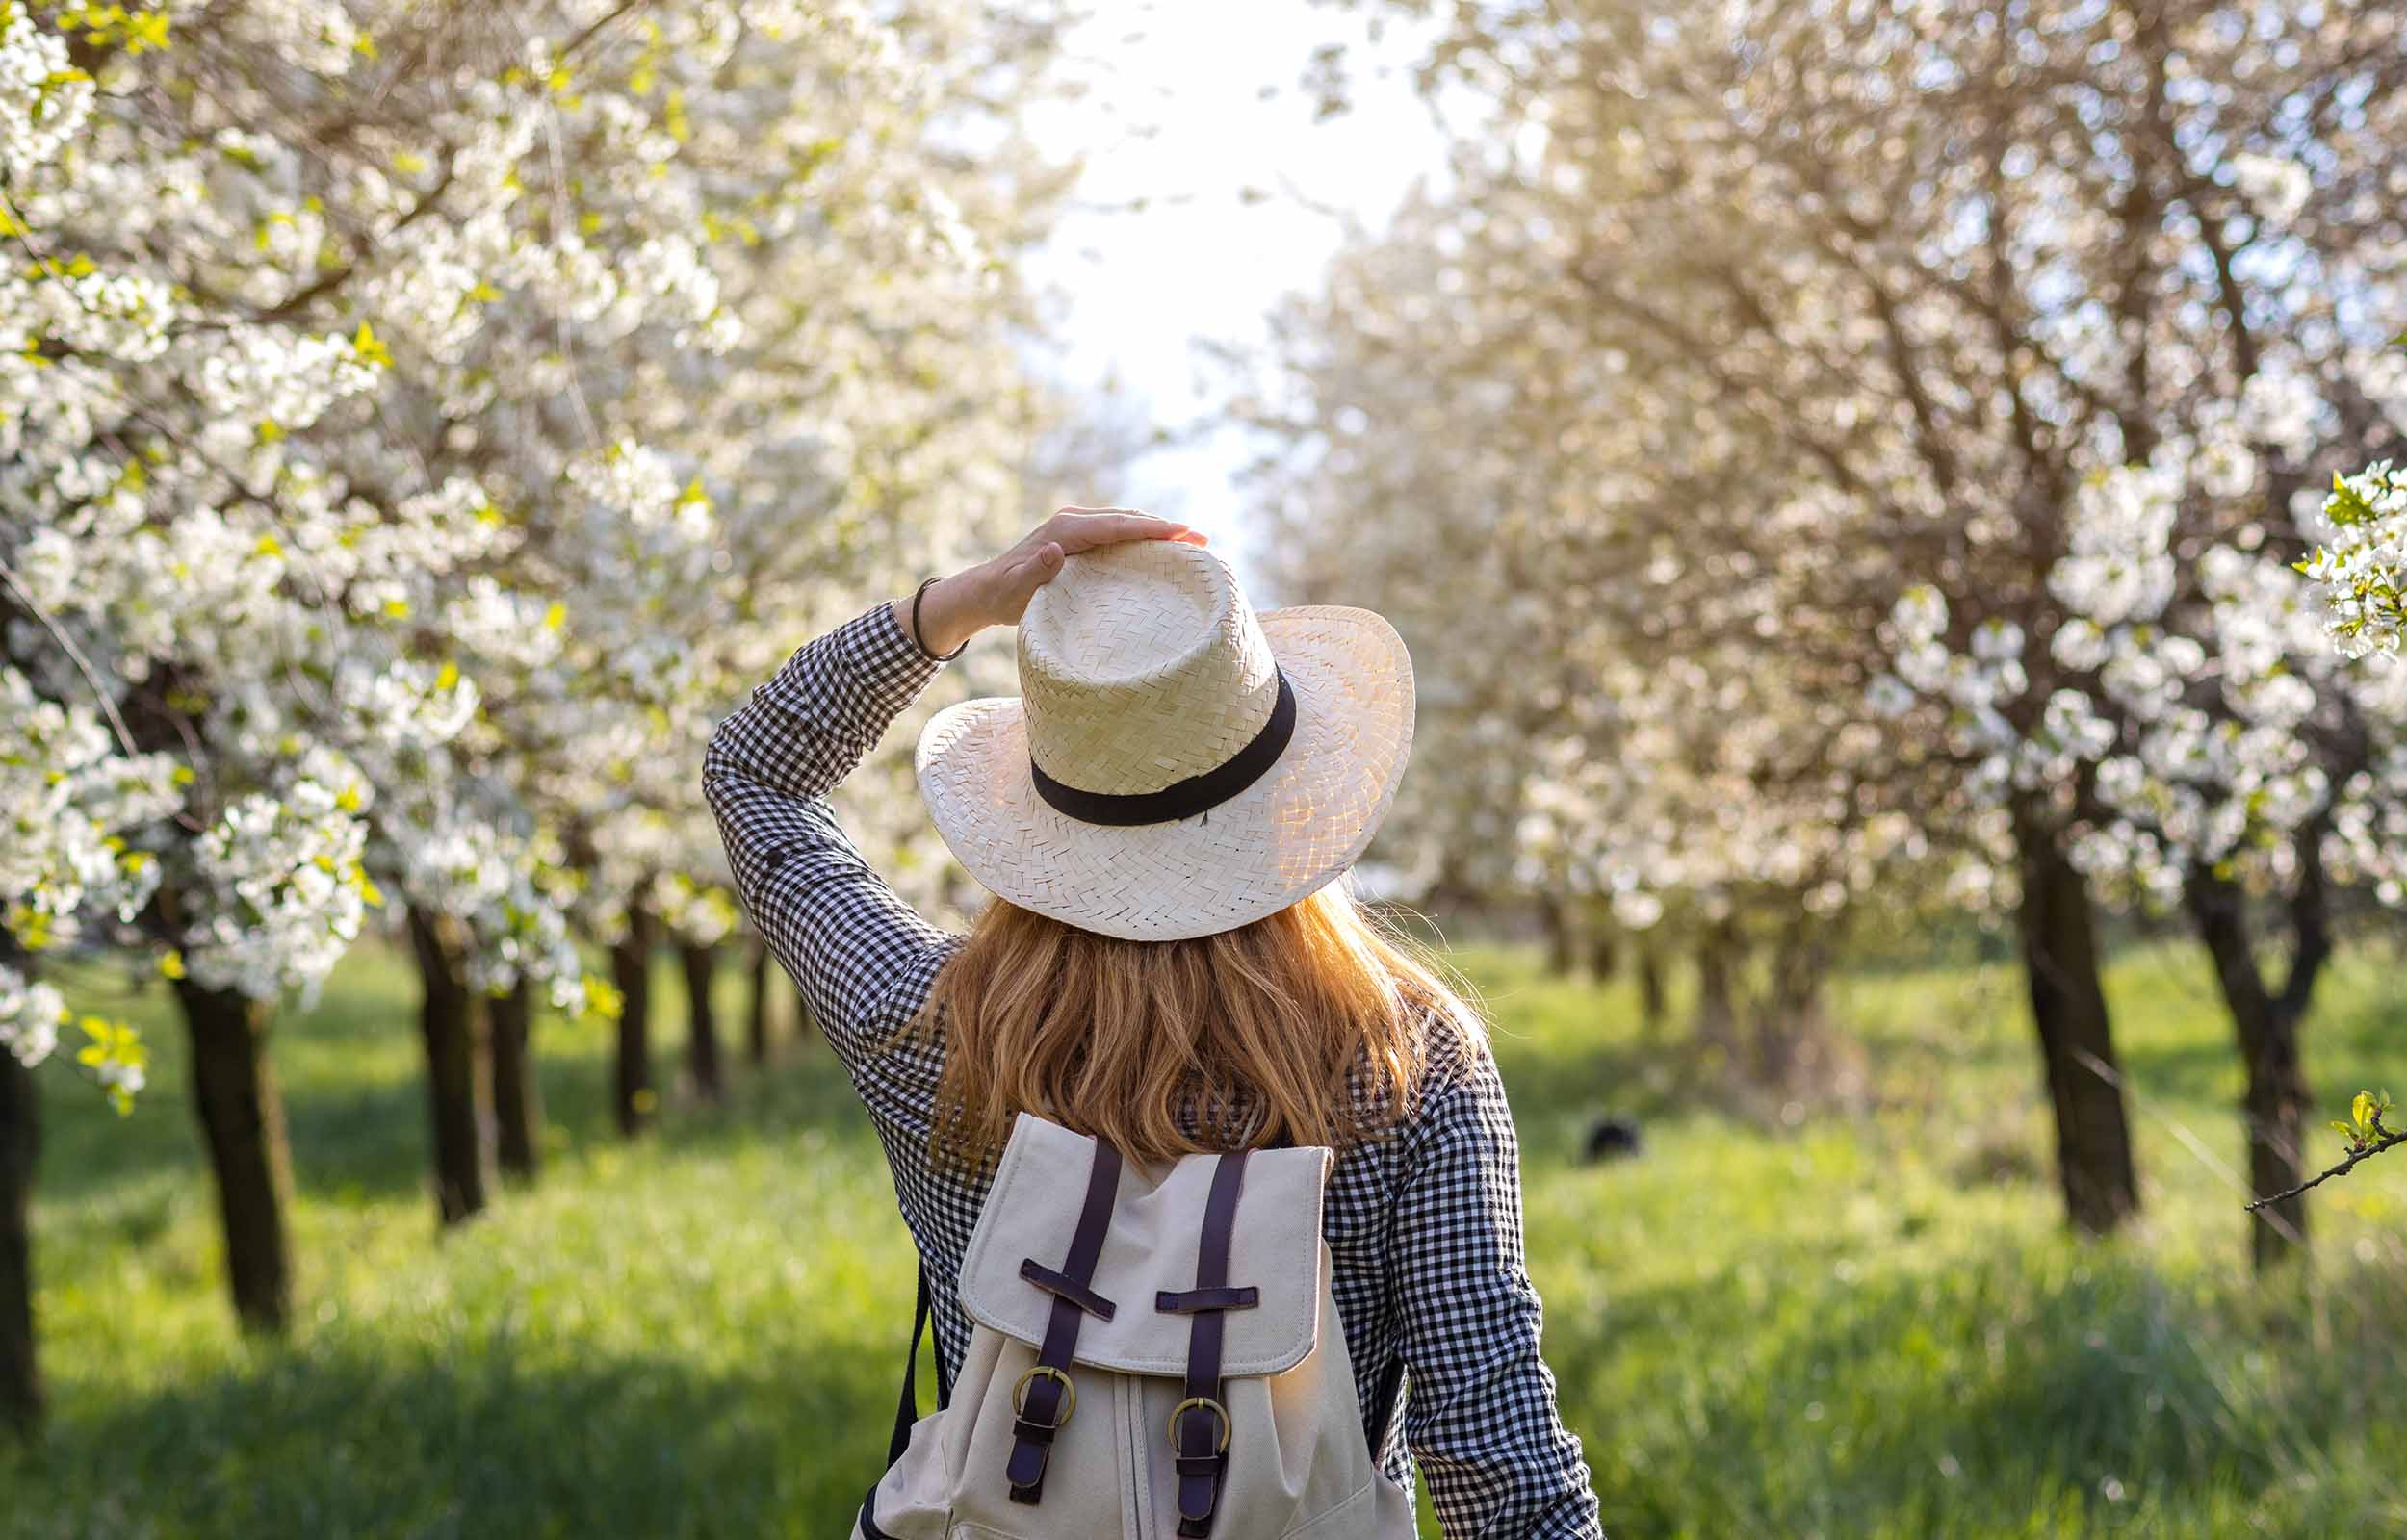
[1018,2,1452,578]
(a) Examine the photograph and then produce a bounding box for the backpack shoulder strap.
[1365,1347,1406,1461]
[885,1263,955,1468]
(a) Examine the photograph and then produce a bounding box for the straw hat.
[916,540,1415,941]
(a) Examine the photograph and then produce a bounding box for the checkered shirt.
[703,601,1602,1538]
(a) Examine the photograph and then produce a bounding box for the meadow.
[6,939,2405,1539]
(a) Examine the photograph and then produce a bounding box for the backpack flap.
[959,1112,1331,1376]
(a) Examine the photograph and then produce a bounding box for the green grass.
[6,939,2406,1538]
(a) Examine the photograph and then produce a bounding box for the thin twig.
[557,0,654,62]
[2246,1118,2406,1213]
[0,557,139,759]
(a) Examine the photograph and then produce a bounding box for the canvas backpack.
[853,1112,1417,1539]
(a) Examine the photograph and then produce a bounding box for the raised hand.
[898,506,1206,657]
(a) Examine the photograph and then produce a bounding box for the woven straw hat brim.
[916,605,1414,941]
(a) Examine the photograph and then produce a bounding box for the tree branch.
[0,560,139,761]
[2245,1117,2405,1213]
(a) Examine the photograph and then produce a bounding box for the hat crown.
[1018,541,1281,797]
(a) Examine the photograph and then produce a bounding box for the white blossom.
[2232,152,2312,223]
[0,965,66,1069]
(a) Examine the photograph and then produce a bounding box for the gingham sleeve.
[1395,1043,1604,1538]
[702,602,955,1097]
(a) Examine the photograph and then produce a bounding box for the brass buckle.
[1012,1364,1076,1426]
[1166,1395,1231,1453]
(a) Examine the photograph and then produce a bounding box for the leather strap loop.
[1010,1415,1061,1447]
[1154,1284,1259,1314]
[1019,1258,1118,1321]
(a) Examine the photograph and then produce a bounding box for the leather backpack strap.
[1005,1137,1123,1505]
[1366,1345,1407,1460]
[885,1263,957,1469]
[1163,1149,1254,1537]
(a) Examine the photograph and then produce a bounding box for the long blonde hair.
[914,884,1479,1168]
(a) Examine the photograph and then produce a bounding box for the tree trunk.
[2186,860,2325,1270]
[611,904,658,1137]
[746,939,774,1065]
[2239,1027,2313,1270]
[1587,925,1618,984]
[1637,942,1668,1039]
[488,976,541,1185]
[2012,809,2140,1236]
[0,1049,39,1438]
[1693,919,1741,1055]
[1754,923,1826,1087]
[405,907,491,1227]
[680,942,724,1105]
[173,978,294,1333]
[1540,893,1577,977]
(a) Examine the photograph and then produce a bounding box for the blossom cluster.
[0,965,65,1072]
[0,670,182,955]
[0,667,176,1097]
[2302,461,2407,658]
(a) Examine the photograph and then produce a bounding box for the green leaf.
[2327,472,2377,527]
[2352,1090,2377,1135]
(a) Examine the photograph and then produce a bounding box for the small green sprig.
[2246,1089,2401,1212]
[2329,1089,2394,1152]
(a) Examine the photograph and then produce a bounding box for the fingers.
[1051,509,1173,549]
[1046,506,1201,553]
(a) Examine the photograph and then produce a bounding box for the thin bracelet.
[910,576,969,662]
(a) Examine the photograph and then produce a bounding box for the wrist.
[897,569,984,659]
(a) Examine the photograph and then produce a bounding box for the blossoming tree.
[5,0,483,1353]
[1289,0,2407,1252]
[1241,187,1931,1079]
[1,0,1070,1428]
